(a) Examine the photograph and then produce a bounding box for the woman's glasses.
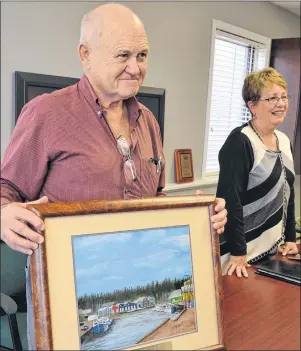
[116,135,137,183]
[258,95,291,105]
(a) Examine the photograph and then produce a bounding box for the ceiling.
[271,1,300,16]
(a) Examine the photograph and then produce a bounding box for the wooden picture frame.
[28,195,225,350]
[174,149,194,183]
[14,71,166,142]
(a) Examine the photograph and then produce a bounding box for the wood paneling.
[294,106,300,175]
[270,37,300,175]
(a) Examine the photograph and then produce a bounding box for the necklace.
[249,120,279,151]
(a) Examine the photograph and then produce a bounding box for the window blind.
[205,30,267,174]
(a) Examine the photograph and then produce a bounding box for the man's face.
[88,23,149,101]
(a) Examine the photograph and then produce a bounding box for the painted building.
[119,302,137,313]
[147,296,156,305]
[181,278,194,308]
[111,304,119,314]
[98,306,113,318]
[168,289,183,304]
[134,297,150,309]
[78,308,92,320]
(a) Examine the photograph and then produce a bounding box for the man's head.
[78,4,149,106]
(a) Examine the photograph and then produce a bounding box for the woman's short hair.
[242,67,288,106]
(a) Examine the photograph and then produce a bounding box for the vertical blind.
[205,30,267,174]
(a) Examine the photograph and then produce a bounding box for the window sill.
[164,176,219,194]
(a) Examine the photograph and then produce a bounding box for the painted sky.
[72,225,193,296]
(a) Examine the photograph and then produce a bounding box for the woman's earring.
[253,113,256,119]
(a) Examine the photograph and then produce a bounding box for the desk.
[223,252,300,350]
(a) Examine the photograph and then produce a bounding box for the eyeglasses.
[258,95,291,105]
[116,135,137,183]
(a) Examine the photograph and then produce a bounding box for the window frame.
[202,19,271,180]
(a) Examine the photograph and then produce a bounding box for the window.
[203,20,271,176]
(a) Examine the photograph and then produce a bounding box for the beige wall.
[1,1,300,201]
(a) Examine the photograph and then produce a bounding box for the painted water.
[82,309,178,350]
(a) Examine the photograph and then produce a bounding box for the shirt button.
[97,111,102,116]
[125,188,128,194]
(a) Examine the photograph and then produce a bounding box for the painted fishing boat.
[92,317,113,334]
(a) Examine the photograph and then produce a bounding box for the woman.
[217,67,298,277]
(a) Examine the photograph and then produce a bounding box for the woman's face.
[248,84,289,128]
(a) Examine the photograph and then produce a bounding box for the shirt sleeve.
[0,180,24,206]
[284,143,296,242]
[1,102,49,203]
[285,185,296,242]
[216,131,254,256]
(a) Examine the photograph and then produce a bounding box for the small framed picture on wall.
[175,149,194,184]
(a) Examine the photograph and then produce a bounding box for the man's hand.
[1,196,48,255]
[226,255,250,278]
[196,190,227,234]
[278,242,299,256]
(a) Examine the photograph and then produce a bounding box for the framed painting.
[28,195,225,350]
[14,71,165,142]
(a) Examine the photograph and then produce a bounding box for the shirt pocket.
[139,159,161,196]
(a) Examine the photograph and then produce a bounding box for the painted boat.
[92,317,113,334]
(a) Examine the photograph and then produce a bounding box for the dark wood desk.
[223,252,300,350]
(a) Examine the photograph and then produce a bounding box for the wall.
[1,1,300,199]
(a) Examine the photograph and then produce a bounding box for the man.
[1,3,227,254]
[1,4,227,349]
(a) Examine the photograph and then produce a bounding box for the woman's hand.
[226,255,250,278]
[278,242,299,256]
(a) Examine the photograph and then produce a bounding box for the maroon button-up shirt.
[1,76,165,205]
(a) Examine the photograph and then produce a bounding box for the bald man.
[1,4,227,349]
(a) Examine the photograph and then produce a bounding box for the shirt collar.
[78,75,141,127]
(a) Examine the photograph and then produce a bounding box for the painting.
[73,226,196,350]
[28,195,226,350]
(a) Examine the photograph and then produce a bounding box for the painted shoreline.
[137,309,196,344]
